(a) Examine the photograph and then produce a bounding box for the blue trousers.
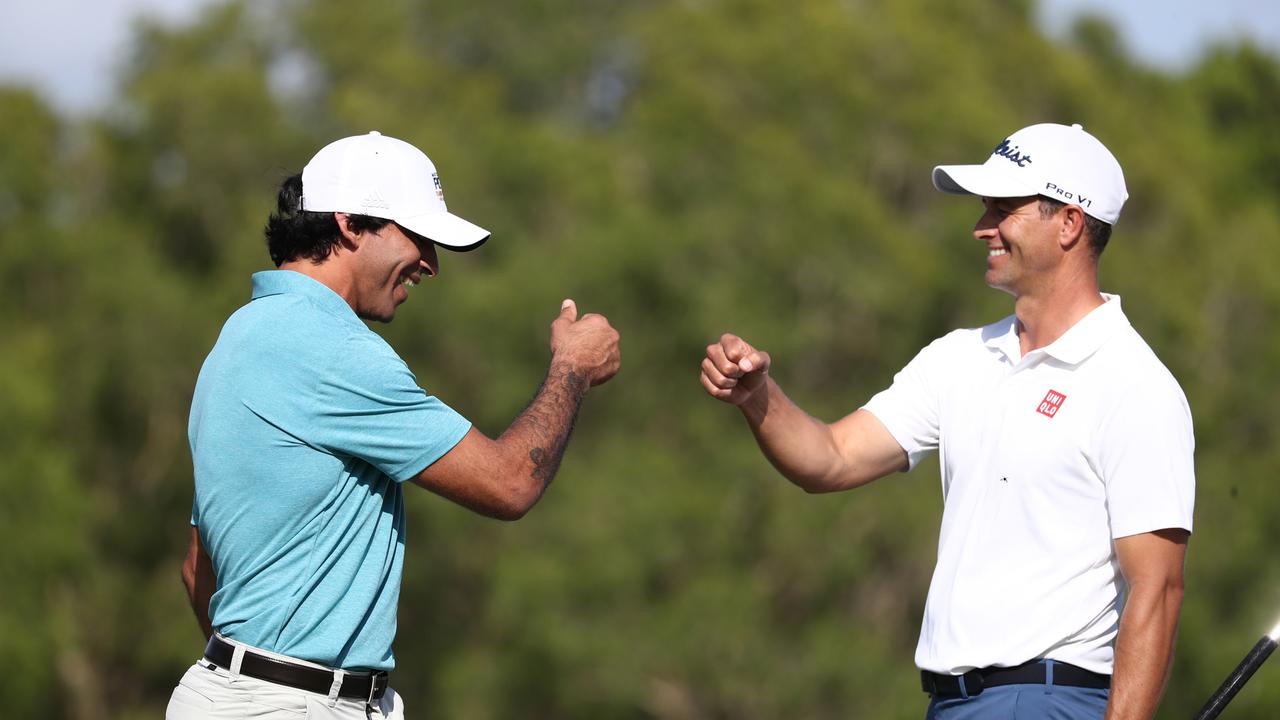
[925,681,1109,719]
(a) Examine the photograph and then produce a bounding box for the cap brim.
[932,164,1039,199]
[399,211,491,252]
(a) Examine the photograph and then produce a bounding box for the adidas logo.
[361,188,391,211]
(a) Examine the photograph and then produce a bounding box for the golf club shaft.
[1193,634,1278,720]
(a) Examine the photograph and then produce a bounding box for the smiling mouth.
[988,248,1008,257]
[402,276,419,288]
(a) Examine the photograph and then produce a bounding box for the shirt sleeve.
[1097,371,1196,538]
[861,336,947,470]
[311,332,472,482]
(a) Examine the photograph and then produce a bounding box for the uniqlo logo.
[1037,389,1066,418]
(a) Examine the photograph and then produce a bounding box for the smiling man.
[701,123,1194,719]
[169,131,621,719]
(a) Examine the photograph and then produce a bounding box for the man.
[701,123,1193,719]
[169,131,620,719]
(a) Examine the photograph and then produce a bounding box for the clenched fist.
[550,299,621,387]
[700,333,771,406]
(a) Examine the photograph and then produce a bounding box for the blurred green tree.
[2,0,1278,717]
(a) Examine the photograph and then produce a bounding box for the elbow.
[800,479,836,495]
[489,477,545,521]
[790,473,843,494]
[772,459,838,494]
[788,469,836,494]
[495,507,530,522]
[491,500,532,522]
[777,441,880,494]
[792,468,869,494]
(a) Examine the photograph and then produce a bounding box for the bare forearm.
[738,377,845,491]
[499,361,590,499]
[1105,583,1183,719]
[413,358,596,521]
[702,335,904,491]
[413,299,618,520]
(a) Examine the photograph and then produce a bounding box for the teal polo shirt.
[189,270,470,671]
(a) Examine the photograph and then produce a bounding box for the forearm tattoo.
[517,366,589,489]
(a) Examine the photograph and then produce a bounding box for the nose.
[973,205,1000,241]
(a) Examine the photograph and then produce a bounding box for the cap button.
[1071,123,1083,131]
[368,130,382,137]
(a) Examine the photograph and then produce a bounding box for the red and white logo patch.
[1037,389,1066,418]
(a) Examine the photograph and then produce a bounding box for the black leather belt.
[203,635,388,703]
[921,659,1110,697]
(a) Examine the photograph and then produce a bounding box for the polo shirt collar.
[1041,294,1130,364]
[984,293,1130,366]
[982,315,1022,365]
[250,270,363,328]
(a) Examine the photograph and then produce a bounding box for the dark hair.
[264,173,392,266]
[1037,196,1112,258]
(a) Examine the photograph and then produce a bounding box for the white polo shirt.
[863,295,1194,676]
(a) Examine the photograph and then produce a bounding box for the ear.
[334,213,364,251]
[1058,205,1087,252]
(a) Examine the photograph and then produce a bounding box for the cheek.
[995,218,1018,244]
[1001,217,1039,247]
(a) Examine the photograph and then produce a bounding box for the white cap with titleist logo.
[932,123,1128,225]
[301,131,490,250]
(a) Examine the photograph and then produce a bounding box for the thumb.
[558,298,578,323]
[740,351,769,375]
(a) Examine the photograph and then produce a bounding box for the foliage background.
[3,0,1279,717]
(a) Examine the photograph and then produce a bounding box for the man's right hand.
[701,333,772,406]
[698,332,906,492]
[550,299,621,387]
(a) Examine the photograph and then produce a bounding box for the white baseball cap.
[301,131,490,250]
[932,123,1128,224]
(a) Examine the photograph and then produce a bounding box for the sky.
[3,0,1279,116]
